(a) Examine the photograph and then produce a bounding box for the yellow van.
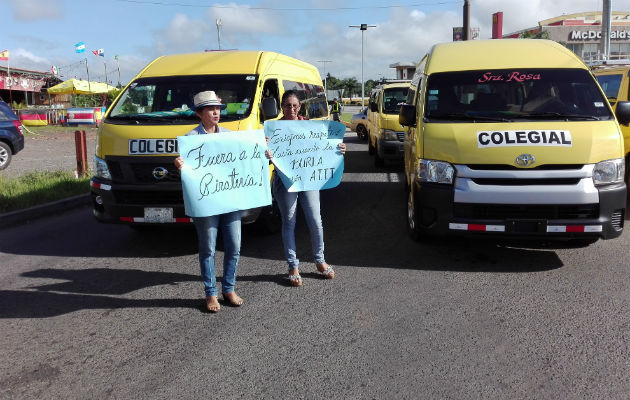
[90,51,328,230]
[367,81,410,166]
[592,65,630,185]
[399,39,628,243]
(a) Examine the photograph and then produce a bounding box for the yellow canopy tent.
[47,78,116,94]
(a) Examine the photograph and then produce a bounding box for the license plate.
[144,207,173,223]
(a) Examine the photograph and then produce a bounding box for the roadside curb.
[0,193,91,230]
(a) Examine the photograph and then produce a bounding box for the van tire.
[356,124,367,140]
[374,143,384,167]
[407,184,423,241]
[256,201,282,234]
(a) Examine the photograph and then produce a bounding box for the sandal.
[205,296,220,313]
[288,273,303,287]
[316,264,335,279]
[223,292,244,307]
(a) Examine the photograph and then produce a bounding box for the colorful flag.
[97,48,104,57]
[0,50,8,61]
[75,42,85,53]
[114,55,119,60]
[51,65,58,75]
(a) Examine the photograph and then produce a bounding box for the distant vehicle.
[350,107,368,140]
[0,100,25,170]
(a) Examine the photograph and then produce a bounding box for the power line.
[114,0,460,11]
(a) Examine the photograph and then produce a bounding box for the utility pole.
[317,60,331,93]
[216,19,223,50]
[463,0,470,40]
[349,23,376,106]
[601,0,611,63]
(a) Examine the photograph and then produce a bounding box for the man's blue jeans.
[272,175,325,271]
[193,211,241,297]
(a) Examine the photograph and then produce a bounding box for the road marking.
[342,172,402,183]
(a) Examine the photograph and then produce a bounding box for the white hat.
[193,90,226,110]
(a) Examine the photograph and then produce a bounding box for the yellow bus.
[90,50,328,230]
[399,39,627,243]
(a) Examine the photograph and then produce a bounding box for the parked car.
[0,100,25,170]
[350,107,368,140]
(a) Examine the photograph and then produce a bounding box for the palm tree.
[341,77,360,99]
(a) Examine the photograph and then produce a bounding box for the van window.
[595,74,623,99]
[382,87,409,114]
[283,80,328,119]
[425,69,613,122]
[108,74,258,124]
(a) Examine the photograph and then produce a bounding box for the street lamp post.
[216,19,223,50]
[317,60,331,93]
[349,23,375,106]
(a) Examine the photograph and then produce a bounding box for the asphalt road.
[1,132,629,399]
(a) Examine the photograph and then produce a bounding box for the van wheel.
[256,201,281,234]
[407,184,423,241]
[374,143,384,167]
[368,136,375,155]
[356,125,367,140]
[0,142,11,170]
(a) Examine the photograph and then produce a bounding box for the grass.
[0,170,90,214]
[23,125,97,137]
[340,113,352,123]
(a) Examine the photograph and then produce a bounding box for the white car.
[350,107,368,140]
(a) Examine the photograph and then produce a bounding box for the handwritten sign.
[178,130,272,217]
[264,120,345,192]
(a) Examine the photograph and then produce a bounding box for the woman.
[174,90,243,312]
[266,90,346,286]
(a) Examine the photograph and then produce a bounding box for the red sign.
[0,71,46,92]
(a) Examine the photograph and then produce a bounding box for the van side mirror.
[615,101,630,125]
[369,102,378,112]
[261,97,279,120]
[399,104,417,127]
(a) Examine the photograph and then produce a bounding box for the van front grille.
[453,203,599,220]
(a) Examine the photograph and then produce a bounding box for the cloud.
[8,0,62,21]
[12,48,49,64]
[206,2,283,48]
[154,13,209,55]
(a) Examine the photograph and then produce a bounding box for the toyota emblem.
[515,154,535,167]
[152,166,169,180]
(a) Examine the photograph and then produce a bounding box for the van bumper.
[377,139,404,160]
[89,178,262,225]
[412,181,625,240]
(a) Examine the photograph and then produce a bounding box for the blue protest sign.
[264,120,345,192]
[178,130,272,217]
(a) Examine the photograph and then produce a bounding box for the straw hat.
[193,91,226,110]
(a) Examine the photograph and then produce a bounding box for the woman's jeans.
[193,211,241,297]
[272,175,325,271]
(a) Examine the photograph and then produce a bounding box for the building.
[0,65,63,107]
[503,11,630,63]
[389,62,416,80]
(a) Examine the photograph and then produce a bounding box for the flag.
[51,65,58,75]
[75,42,85,53]
[97,48,104,57]
[0,50,8,61]
[114,55,119,61]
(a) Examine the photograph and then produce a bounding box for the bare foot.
[288,268,302,286]
[206,296,220,313]
[316,262,335,279]
[223,291,244,306]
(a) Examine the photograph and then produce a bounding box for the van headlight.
[417,159,454,184]
[592,158,624,186]
[381,129,399,141]
[94,155,112,180]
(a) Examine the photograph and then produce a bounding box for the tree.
[341,77,360,98]
[326,73,343,90]
[519,30,550,39]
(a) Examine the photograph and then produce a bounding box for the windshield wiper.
[428,112,509,122]
[523,112,601,121]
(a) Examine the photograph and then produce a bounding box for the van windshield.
[425,69,613,122]
[594,73,623,99]
[107,74,258,124]
[382,87,409,114]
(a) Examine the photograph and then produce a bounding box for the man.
[330,98,341,122]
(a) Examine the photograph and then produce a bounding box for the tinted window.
[595,74,623,99]
[426,69,613,122]
[108,74,258,124]
[282,80,328,119]
[382,87,409,114]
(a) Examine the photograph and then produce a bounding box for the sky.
[3,0,630,86]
